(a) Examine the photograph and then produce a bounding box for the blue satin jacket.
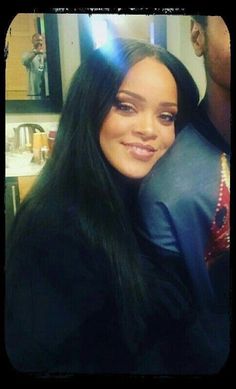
[136,111,230,375]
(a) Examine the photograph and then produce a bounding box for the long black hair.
[6,38,199,349]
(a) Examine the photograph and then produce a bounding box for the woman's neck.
[107,164,142,211]
[109,165,141,194]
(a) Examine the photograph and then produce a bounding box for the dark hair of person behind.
[191,15,208,28]
[6,38,199,349]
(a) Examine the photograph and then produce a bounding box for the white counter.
[5,152,45,177]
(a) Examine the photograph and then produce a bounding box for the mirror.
[5,13,62,113]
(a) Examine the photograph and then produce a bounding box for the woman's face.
[99,57,178,179]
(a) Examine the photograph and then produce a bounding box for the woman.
[5,38,199,375]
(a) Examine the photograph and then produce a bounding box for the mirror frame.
[6,14,63,114]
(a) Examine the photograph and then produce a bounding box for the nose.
[133,112,158,140]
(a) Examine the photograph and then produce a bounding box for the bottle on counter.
[41,133,49,161]
[32,132,51,164]
[32,133,42,164]
[48,130,57,156]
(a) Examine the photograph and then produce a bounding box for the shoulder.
[153,123,221,175]
[139,123,222,203]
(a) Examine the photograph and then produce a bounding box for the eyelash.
[114,100,135,113]
[159,113,176,123]
[114,99,177,123]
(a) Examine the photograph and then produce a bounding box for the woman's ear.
[190,20,205,57]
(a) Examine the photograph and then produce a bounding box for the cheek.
[100,114,134,144]
[100,116,121,141]
[161,128,176,148]
[99,117,123,158]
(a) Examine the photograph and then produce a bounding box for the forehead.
[120,57,176,90]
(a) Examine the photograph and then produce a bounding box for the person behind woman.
[5,37,199,375]
[135,16,230,374]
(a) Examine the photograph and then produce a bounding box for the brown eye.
[114,99,136,113]
[159,112,176,123]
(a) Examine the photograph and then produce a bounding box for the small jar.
[33,133,43,164]
[41,146,49,161]
[48,130,57,155]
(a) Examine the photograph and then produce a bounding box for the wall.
[5,14,81,139]
[6,14,207,139]
[57,13,81,101]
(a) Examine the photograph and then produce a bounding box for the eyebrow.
[118,89,146,102]
[117,89,178,108]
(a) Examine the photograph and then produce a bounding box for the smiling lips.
[122,142,157,161]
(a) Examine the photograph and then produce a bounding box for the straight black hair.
[6,38,199,349]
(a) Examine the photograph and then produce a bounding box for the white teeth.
[131,146,154,154]
[135,147,148,154]
[123,143,156,161]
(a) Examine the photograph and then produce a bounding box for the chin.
[121,168,152,180]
